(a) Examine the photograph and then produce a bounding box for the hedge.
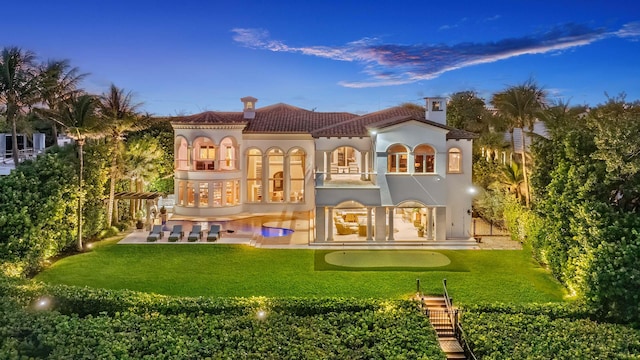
[0,276,446,359]
[461,303,640,359]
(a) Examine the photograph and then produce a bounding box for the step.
[446,354,466,360]
[439,338,464,352]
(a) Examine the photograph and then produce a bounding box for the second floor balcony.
[315,171,377,188]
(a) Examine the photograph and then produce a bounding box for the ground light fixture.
[33,296,52,311]
[256,309,267,320]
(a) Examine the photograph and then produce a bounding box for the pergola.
[113,192,164,229]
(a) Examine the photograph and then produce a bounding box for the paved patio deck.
[118,213,521,250]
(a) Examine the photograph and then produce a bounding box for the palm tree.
[37,59,87,140]
[98,84,143,227]
[60,94,100,250]
[0,47,42,165]
[490,79,546,207]
[497,162,525,201]
[125,137,164,221]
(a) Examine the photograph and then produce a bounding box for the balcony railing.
[315,171,376,187]
[176,159,240,171]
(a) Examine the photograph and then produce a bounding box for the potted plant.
[417,225,425,237]
[413,208,422,227]
[135,210,145,229]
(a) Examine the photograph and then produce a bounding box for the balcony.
[315,172,376,188]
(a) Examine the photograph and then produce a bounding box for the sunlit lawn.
[35,238,567,304]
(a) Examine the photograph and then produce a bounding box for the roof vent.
[241,96,258,119]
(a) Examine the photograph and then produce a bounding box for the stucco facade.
[170,97,476,242]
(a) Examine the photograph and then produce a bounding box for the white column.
[387,207,395,241]
[325,151,332,181]
[261,153,267,203]
[366,207,373,241]
[284,153,290,202]
[426,207,433,240]
[327,207,334,241]
[187,145,193,171]
[360,151,367,180]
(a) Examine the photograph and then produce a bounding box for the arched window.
[268,148,284,202]
[193,137,215,171]
[414,145,435,173]
[448,148,462,173]
[219,137,237,170]
[387,144,408,173]
[247,149,262,202]
[289,148,305,202]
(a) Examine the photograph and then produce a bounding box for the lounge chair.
[206,224,221,242]
[187,225,202,242]
[168,225,184,242]
[147,225,163,242]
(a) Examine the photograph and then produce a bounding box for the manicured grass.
[319,250,456,270]
[35,239,567,304]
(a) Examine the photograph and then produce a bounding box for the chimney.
[241,96,258,119]
[424,97,446,125]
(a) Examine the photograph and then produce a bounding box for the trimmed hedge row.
[1,277,446,359]
[461,303,640,359]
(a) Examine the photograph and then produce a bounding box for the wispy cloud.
[438,17,468,31]
[483,15,501,22]
[232,22,640,88]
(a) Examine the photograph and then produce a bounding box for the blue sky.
[3,0,639,115]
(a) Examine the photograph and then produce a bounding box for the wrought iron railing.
[442,279,477,360]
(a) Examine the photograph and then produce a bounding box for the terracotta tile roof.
[311,106,425,137]
[244,103,357,133]
[170,102,477,139]
[172,111,246,124]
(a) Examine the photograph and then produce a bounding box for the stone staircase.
[422,295,466,360]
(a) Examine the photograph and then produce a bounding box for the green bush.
[0,276,446,359]
[462,303,640,359]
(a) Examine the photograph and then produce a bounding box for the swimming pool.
[202,219,294,238]
[261,227,294,237]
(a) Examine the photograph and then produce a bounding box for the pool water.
[203,220,294,238]
[261,227,294,237]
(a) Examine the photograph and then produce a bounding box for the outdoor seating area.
[206,224,221,242]
[188,225,202,242]
[168,225,184,242]
[147,225,163,242]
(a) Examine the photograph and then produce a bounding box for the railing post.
[454,310,459,336]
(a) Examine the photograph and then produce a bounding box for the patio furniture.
[335,219,358,235]
[147,225,163,242]
[188,225,202,242]
[206,224,221,242]
[168,225,184,242]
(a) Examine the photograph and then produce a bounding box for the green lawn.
[35,239,567,304]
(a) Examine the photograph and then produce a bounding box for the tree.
[587,94,640,181]
[497,162,524,200]
[491,79,546,207]
[124,136,164,220]
[447,91,491,133]
[60,94,101,250]
[37,59,87,140]
[0,47,42,165]
[98,84,143,227]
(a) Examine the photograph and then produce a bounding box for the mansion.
[170,96,477,242]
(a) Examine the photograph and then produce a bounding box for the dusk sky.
[3,0,639,116]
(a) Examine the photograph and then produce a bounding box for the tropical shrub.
[0,276,446,359]
[462,303,640,359]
